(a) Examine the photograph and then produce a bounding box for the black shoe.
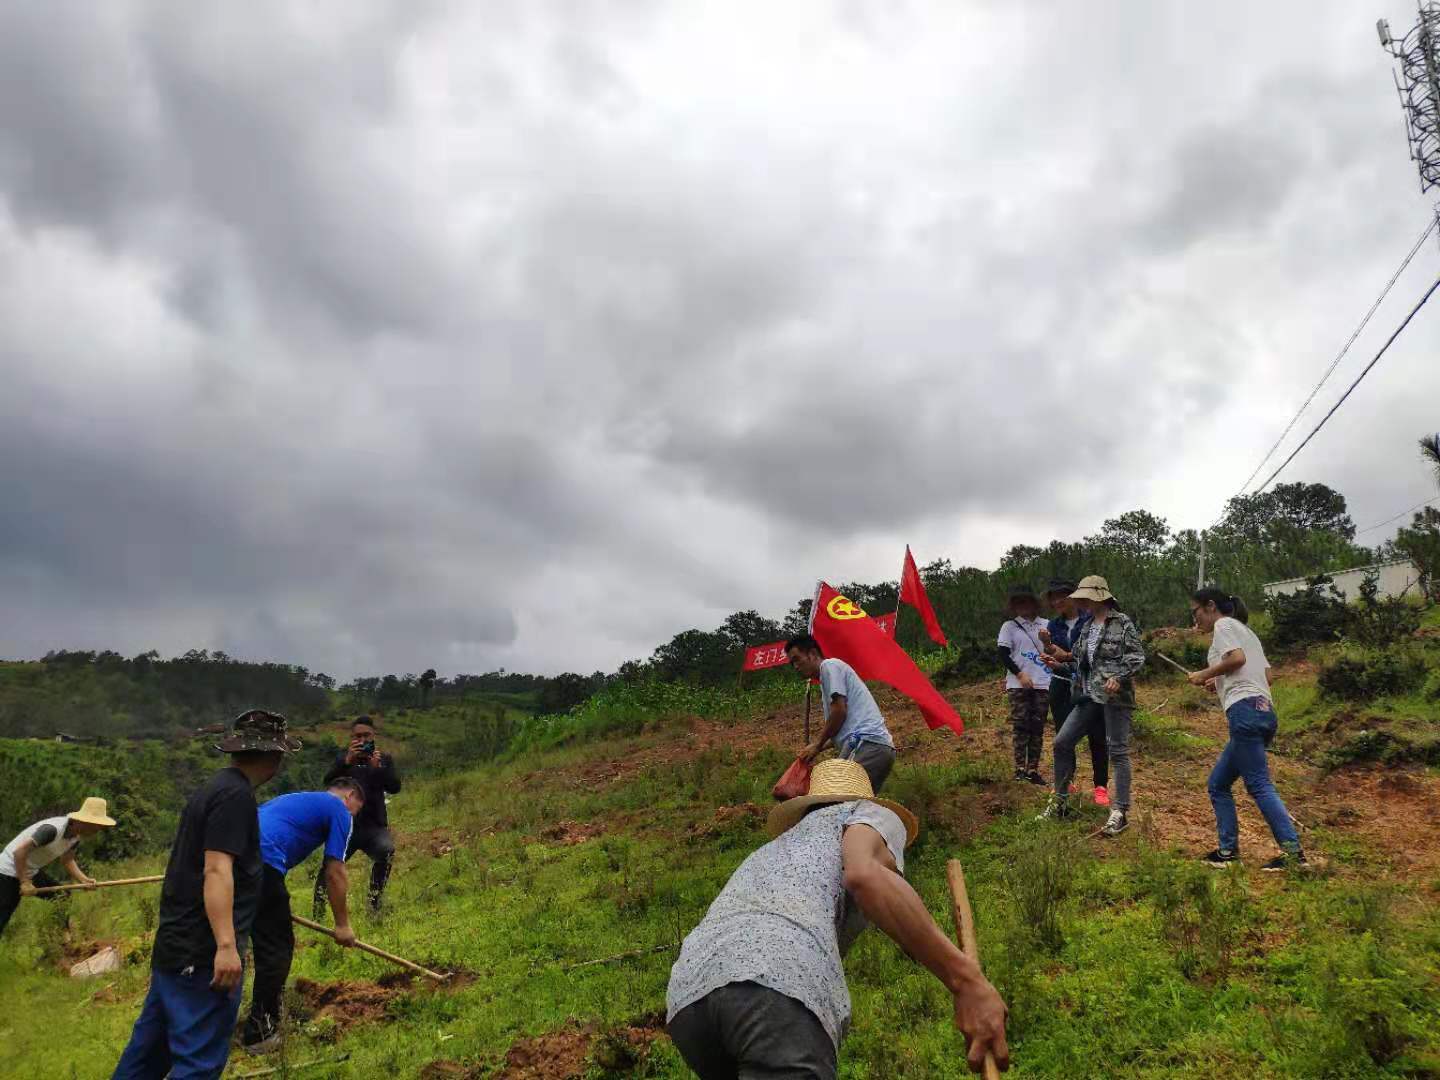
[1025,770,1047,786]
[1261,850,1307,872]
[1202,848,1240,868]
[1035,795,1072,821]
[1013,769,1027,782]
[242,1014,281,1055]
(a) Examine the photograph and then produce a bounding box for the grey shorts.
[844,739,896,794]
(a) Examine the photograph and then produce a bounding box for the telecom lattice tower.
[1380,6,1440,194]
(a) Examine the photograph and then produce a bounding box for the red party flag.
[809,582,963,736]
[899,546,948,647]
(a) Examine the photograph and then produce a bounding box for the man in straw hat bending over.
[113,709,300,1080]
[666,759,1009,1077]
[0,797,116,937]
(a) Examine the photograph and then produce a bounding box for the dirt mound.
[419,1061,479,1079]
[497,1017,664,1080]
[398,827,457,857]
[540,820,603,845]
[293,977,399,1032]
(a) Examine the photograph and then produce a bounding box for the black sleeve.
[30,823,58,847]
[996,646,1021,676]
[322,752,349,786]
[203,792,255,857]
[381,756,401,795]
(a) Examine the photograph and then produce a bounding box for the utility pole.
[1197,530,1207,591]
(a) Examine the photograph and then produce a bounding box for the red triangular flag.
[809,582,963,735]
[900,546,948,647]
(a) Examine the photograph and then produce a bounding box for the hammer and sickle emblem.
[826,595,867,621]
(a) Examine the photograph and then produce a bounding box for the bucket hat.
[1070,575,1116,603]
[766,759,919,845]
[215,709,302,754]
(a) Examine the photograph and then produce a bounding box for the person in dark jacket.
[313,716,401,915]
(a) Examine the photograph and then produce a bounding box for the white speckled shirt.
[665,800,907,1048]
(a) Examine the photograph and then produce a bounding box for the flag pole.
[894,546,909,646]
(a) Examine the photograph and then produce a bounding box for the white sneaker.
[1099,808,1128,837]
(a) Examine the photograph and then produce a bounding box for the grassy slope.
[3,665,1440,1079]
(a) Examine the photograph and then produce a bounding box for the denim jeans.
[112,967,243,1079]
[1208,696,1298,852]
[1055,701,1128,806]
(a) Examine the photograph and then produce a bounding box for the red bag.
[772,756,813,801]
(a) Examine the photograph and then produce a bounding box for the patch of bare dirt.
[540,820,603,845]
[293,977,399,1032]
[419,1061,479,1079]
[398,827,457,858]
[688,802,766,840]
[496,1017,665,1080]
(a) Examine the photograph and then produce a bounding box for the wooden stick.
[563,940,676,971]
[946,860,1003,1080]
[1155,652,1195,676]
[803,681,813,743]
[232,1053,350,1078]
[30,874,164,895]
[290,914,448,983]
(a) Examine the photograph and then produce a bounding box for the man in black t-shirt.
[113,710,300,1080]
[314,715,401,915]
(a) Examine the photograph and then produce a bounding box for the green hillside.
[3,636,1438,1079]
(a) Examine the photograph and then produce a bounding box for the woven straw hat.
[69,797,116,827]
[1069,575,1116,603]
[766,759,919,845]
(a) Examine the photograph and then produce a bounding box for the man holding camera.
[314,716,401,915]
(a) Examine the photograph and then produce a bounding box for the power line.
[1354,494,1440,536]
[1231,216,1437,500]
[1253,273,1440,494]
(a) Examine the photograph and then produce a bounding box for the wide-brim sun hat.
[215,708,303,754]
[1070,575,1116,603]
[68,797,116,828]
[767,759,919,846]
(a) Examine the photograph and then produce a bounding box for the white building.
[1261,558,1422,601]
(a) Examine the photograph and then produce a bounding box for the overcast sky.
[3,2,1439,678]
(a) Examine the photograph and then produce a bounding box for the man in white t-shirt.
[0,797,116,936]
[787,635,897,793]
[998,584,1052,784]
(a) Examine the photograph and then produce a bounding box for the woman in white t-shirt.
[1187,588,1306,871]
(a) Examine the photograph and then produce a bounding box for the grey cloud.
[1,2,1436,677]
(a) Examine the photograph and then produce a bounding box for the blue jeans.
[112,967,243,1079]
[1208,697,1299,853]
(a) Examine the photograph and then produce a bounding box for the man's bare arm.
[804,696,847,760]
[842,823,1009,1073]
[13,838,34,894]
[60,852,95,888]
[324,859,357,946]
[203,850,243,990]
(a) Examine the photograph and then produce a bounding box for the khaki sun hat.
[1070,575,1116,603]
[766,759,919,845]
[69,797,116,827]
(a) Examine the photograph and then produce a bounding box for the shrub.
[1001,829,1078,955]
[1266,577,1349,651]
[1317,651,1426,702]
[1348,571,1422,647]
[930,640,999,686]
[1136,848,1251,981]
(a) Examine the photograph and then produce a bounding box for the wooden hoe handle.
[946,859,1002,1080]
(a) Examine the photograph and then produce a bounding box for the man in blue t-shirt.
[786,634,897,793]
[241,780,365,1054]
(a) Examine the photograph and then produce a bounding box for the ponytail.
[1192,586,1249,625]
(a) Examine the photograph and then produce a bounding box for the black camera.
[360,739,377,757]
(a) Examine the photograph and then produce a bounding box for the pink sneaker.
[1093,786,1110,807]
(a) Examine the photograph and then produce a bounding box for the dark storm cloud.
[1,2,1436,676]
